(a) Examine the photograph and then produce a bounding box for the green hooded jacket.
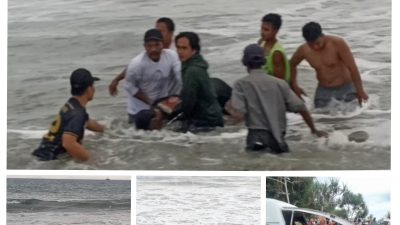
[181,54,223,127]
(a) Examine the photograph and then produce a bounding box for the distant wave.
[7,198,131,213]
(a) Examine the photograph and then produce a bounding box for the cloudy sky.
[318,176,390,220]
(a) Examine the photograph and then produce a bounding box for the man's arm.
[124,62,152,105]
[272,51,286,80]
[180,69,199,119]
[298,110,327,137]
[224,100,244,122]
[109,68,126,96]
[289,46,307,98]
[283,82,327,137]
[134,90,152,105]
[337,38,368,106]
[225,81,247,123]
[62,133,90,161]
[86,119,105,132]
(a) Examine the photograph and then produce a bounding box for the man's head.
[156,17,175,47]
[175,32,201,62]
[70,68,100,100]
[143,28,164,61]
[135,109,164,130]
[260,13,281,42]
[242,44,266,69]
[302,22,325,51]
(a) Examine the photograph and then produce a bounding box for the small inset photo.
[266,176,390,225]
[7,175,131,225]
[136,176,260,225]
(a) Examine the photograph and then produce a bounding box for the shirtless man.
[290,22,368,108]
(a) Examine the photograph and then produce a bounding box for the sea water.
[7,178,131,225]
[136,176,260,225]
[8,0,391,170]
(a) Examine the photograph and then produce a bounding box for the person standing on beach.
[109,17,177,96]
[290,22,368,108]
[225,44,326,153]
[258,13,292,83]
[32,68,104,161]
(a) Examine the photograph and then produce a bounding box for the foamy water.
[136,176,260,225]
[8,0,391,170]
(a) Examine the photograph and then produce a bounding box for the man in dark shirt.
[175,32,224,132]
[32,68,104,161]
[134,77,232,131]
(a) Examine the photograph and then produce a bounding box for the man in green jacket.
[175,32,223,132]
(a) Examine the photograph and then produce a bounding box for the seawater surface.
[136,176,260,225]
[7,178,131,225]
[8,0,391,170]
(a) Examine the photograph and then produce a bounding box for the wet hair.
[261,13,282,30]
[302,21,323,42]
[175,32,201,53]
[135,109,155,130]
[156,17,175,32]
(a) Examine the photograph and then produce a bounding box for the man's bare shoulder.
[326,35,346,45]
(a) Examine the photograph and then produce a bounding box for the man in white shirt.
[124,28,181,124]
[109,17,177,96]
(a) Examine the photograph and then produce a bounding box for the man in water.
[123,28,181,124]
[290,22,368,108]
[32,68,104,161]
[134,77,231,130]
[225,44,326,153]
[258,13,292,83]
[175,31,224,132]
[109,17,177,96]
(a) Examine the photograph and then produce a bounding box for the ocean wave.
[7,198,131,213]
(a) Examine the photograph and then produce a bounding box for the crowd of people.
[32,14,368,161]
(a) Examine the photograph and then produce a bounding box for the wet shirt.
[230,69,305,143]
[124,49,182,115]
[32,98,89,160]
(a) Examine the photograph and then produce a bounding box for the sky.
[318,176,390,220]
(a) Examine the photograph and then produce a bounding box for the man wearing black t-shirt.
[32,68,104,161]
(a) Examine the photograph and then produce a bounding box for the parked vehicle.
[266,198,352,225]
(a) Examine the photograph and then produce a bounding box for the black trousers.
[246,129,289,153]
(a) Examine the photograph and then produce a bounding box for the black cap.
[242,44,265,66]
[70,68,100,91]
[144,28,163,42]
[135,109,156,130]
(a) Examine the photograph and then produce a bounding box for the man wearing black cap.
[32,68,104,161]
[225,44,326,153]
[123,28,181,124]
[109,17,177,96]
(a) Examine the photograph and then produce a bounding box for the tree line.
[266,177,370,221]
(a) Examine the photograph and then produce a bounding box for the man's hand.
[357,90,369,107]
[109,79,119,96]
[312,130,328,138]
